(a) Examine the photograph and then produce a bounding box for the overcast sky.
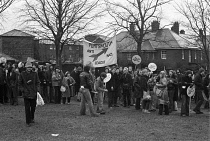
[0,0,186,35]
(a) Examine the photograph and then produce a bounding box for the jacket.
[194,73,204,90]
[0,67,6,85]
[106,72,116,92]
[80,71,92,90]
[18,71,40,99]
[134,75,148,98]
[95,77,105,92]
[181,75,193,95]
[121,73,132,89]
[7,70,18,88]
[52,71,62,86]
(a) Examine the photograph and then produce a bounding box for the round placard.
[104,73,111,83]
[148,63,157,71]
[132,55,141,65]
[187,85,195,97]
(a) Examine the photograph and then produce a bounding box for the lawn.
[0,97,209,141]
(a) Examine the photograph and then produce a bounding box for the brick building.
[38,39,83,64]
[117,22,204,72]
[0,29,39,62]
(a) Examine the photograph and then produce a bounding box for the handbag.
[60,86,66,92]
[154,86,162,97]
[36,92,45,106]
[143,91,151,100]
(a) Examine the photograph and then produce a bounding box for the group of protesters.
[79,64,210,117]
[0,61,209,126]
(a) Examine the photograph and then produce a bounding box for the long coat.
[61,77,71,97]
[133,75,148,98]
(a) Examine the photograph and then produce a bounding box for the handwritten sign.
[132,55,141,64]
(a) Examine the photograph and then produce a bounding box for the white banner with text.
[83,36,117,68]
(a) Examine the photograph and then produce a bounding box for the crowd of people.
[0,61,209,126]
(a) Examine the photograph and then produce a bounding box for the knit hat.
[185,70,192,76]
[25,62,33,68]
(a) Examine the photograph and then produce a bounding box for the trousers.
[80,88,96,116]
[24,98,36,124]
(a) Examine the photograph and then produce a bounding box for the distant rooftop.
[0,29,34,37]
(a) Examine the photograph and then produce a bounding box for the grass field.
[0,97,209,141]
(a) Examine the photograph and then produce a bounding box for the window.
[50,45,54,50]
[182,50,184,59]
[161,51,167,59]
[195,50,197,59]
[189,50,191,62]
[152,52,155,60]
[127,53,132,60]
[69,47,72,50]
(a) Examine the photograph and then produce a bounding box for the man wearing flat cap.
[18,62,40,127]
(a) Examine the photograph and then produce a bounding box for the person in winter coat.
[203,74,209,109]
[133,69,143,110]
[156,71,169,115]
[180,70,193,116]
[0,63,6,104]
[95,72,107,114]
[66,72,76,103]
[7,65,19,105]
[106,67,116,108]
[52,66,63,104]
[167,70,178,113]
[121,67,133,108]
[114,67,122,107]
[18,62,40,127]
[193,68,205,114]
[61,73,71,104]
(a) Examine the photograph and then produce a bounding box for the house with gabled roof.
[0,29,39,62]
[117,22,204,72]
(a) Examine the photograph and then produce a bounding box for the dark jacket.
[106,72,116,92]
[121,72,133,90]
[80,71,92,90]
[95,77,105,92]
[7,70,18,88]
[18,71,40,99]
[181,75,193,95]
[194,73,204,90]
[134,75,148,98]
[115,73,122,89]
[0,67,6,85]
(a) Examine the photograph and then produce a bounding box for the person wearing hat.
[180,70,193,116]
[193,68,205,114]
[18,62,40,127]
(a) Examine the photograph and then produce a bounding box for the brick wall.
[1,36,35,61]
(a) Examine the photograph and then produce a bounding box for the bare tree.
[21,0,102,68]
[176,0,210,72]
[0,0,14,14]
[105,0,171,57]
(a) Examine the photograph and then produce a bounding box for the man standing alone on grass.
[19,62,40,127]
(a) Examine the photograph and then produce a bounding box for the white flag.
[83,36,117,68]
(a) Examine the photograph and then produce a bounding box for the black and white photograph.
[0,0,209,140]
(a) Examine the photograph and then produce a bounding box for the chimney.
[129,22,135,35]
[171,22,179,35]
[151,21,160,32]
[180,30,185,34]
